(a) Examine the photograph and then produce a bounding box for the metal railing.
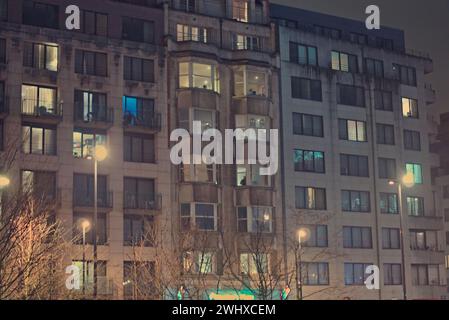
[73,191,113,208]
[124,193,162,210]
[21,99,62,117]
[74,103,114,123]
[123,112,161,131]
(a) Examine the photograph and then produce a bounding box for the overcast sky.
[272,0,449,114]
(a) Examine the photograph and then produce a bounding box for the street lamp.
[295,227,310,300]
[79,219,91,296]
[92,145,107,297]
[388,172,415,300]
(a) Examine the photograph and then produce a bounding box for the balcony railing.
[80,277,115,296]
[124,193,162,211]
[22,99,62,118]
[74,103,114,124]
[123,112,161,132]
[73,191,113,208]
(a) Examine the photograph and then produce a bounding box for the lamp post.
[295,228,309,300]
[388,172,414,301]
[80,219,90,296]
[92,145,107,297]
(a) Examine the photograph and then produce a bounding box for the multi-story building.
[272,4,445,300]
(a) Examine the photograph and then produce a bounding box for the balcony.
[425,84,436,105]
[0,96,9,119]
[179,182,219,204]
[73,191,113,212]
[123,112,161,134]
[235,186,273,207]
[232,95,271,117]
[21,99,62,124]
[74,103,114,130]
[124,193,162,214]
[177,88,218,110]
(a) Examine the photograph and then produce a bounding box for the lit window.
[21,84,57,115]
[23,42,58,71]
[232,0,248,22]
[178,62,219,93]
[180,203,217,231]
[405,163,423,184]
[234,34,260,51]
[236,164,271,187]
[234,66,267,96]
[73,130,106,159]
[183,251,214,274]
[176,24,207,43]
[240,253,269,275]
[339,119,366,142]
[402,97,418,118]
[237,207,273,233]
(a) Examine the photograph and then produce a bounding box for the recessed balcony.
[21,99,62,124]
[73,191,113,213]
[123,193,162,215]
[123,112,162,134]
[74,103,114,130]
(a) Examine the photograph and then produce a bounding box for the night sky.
[273,0,449,115]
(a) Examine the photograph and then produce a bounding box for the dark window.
[380,193,398,214]
[331,51,358,73]
[350,32,367,45]
[74,90,108,122]
[341,190,370,213]
[0,0,7,21]
[124,215,154,246]
[292,113,323,137]
[289,42,318,66]
[75,50,107,76]
[0,38,5,63]
[291,77,322,101]
[374,90,393,111]
[314,25,341,39]
[124,177,156,210]
[337,84,365,107]
[376,123,395,145]
[23,0,59,29]
[23,42,58,71]
[73,212,107,245]
[343,226,372,248]
[365,58,384,77]
[122,17,154,43]
[393,64,417,86]
[21,170,57,201]
[124,56,154,82]
[345,263,372,285]
[377,38,394,51]
[338,119,366,142]
[303,262,329,285]
[378,158,396,179]
[301,225,328,248]
[404,130,421,151]
[295,186,326,210]
[293,149,325,173]
[0,120,3,151]
[0,81,5,113]
[73,173,109,208]
[384,264,402,285]
[22,124,56,155]
[80,10,108,36]
[124,133,155,163]
[382,228,401,249]
[340,154,369,177]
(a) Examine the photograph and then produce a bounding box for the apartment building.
[272,4,445,300]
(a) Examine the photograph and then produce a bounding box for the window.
[232,0,248,22]
[343,226,372,249]
[291,77,322,101]
[124,215,154,246]
[122,17,154,43]
[393,64,417,86]
[292,113,323,137]
[345,263,372,285]
[0,120,3,151]
[22,124,56,155]
[378,158,396,179]
[177,24,207,43]
[376,124,395,145]
[73,213,107,245]
[338,119,366,142]
[80,10,108,36]
[74,90,108,122]
[21,84,57,115]
[350,33,368,45]
[406,163,423,184]
[21,170,56,201]
[124,133,155,163]
[295,186,326,210]
[233,34,260,51]
[341,190,370,213]
[410,230,438,251]
[300,225,328,248]
[235,114,268,130]
[178,108,216,132]
[73,130,106,159]
[382,228,400,249]
[234,66,267,96]
[183,251,214,274]
[384,264,402,285]
[364,58,384,78]
[377,37,394,51]
[0,38,5,63]
[303,262,329,285]
[402,97,418,118]
[237,207,273,233]
[0,81,5,114]
[331,51,358,73]
[314,25,341,39]
[179,62,219,93]
[180,163,217,183]
[236,164,270,187]
[240,253,269,275]
[75,50,107,77]
[73,174,109,208]
[124,56,154,82]
[23,0,59,29]
[404,130,421,151]
[124,177,157,210]
[122,96,157,128]
[123,261,155,298]
[289,42,317,66]
[340,154,369,177]
[72,261,106,292]
[23,42,58,71]
[380,193,398,214]
[178,0,196,12]
[407,196,424,217]
[0,0,6,21]
[294,149,325,173]
[412,265,440,286]
[337,84,365,107]
[374,90,393,111]
[180,203,217,231]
